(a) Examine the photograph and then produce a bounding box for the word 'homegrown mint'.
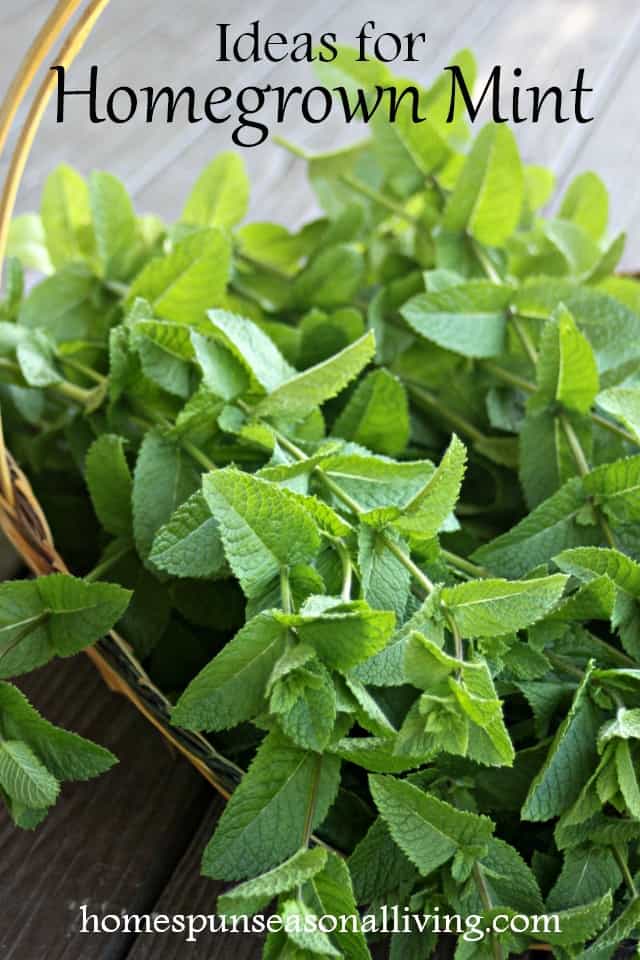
[3,46,640,960]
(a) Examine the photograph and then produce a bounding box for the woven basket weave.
[0,0,241,800]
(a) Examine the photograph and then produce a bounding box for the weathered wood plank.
[124,801,266,960]
[545,10,640,267]
[0,654,211,960]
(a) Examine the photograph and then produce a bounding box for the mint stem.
[472,862,505,960]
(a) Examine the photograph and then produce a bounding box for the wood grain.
[0,655,210,960]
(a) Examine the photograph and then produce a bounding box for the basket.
[0,0,242,801]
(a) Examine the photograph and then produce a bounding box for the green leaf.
[173,612,286,731]
[334,369,409,456]
[19,268,108,343]
[218,847,327,917]
[357,525,411,622]
[400,281,511,358]
[392,434,466,539]
[40,165,92,268]
[598,707,640,748]
[276,597,395,673]
[280,897,341,957]
[182,152,249,228]
[276,660,337,752]
[370,775,494,877]
[548,847,622,910]
[305,852,373,960]
[321,453,434,511]
[133,320,193,397]
[596,386,640,442]
[132,431,201,561]
[444,124,524,245]
[89,172,139,281]
[348,817,417,903]
[583,894,640,956]
[0,682,116,781]
[534,305,599,414]
[191,332,249,401]
[440,575,567,638]
[519,408,591,507]
[85,434,133,539]
[331,737,422,773]
[559,172,608,242]
[254,331,375,421]
[472,478,598,578]
[207,309,294,393]
[615,739,640,817]
[293,244,365,309]
[202,469,321,598]
[16,330,61,387]
[522,665,601,821]
[452,660,514,765]
[556,546,640,596]
[512,281,640,384]
[202,731,340,880]
[7,214,53,273]
[479,837,544,914]
[0,740,59,808]
[0,575,131,677]
[149,490,225,579]
[127,229,230,325]
[543,892,612,947]
[583,455,640,525]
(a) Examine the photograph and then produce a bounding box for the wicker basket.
[0,0,241,801]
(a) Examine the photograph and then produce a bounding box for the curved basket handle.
[0,0,112,271]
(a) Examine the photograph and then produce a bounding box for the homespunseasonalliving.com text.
[51,20,595,146]
[78,903,562,944]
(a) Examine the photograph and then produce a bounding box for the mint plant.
[2,46,640,958]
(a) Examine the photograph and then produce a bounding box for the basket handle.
[0,0,112,273]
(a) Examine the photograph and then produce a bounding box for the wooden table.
[1,1,640,956]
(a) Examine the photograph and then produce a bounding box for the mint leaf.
[334,369,410,456]
[149,490,225,579]
[203,469,321,598]
[534,305,599,414]
[218,847,327,917]
[0,740,59,809]
[40,165,92,268]
[522,666,601,821]
[255,331,375,421]
[132,431,201,561]
[85,434,133,539]
[441,575,567,638]
[182,152,249,228]
[392,434,466,540]
[443,124,524,245]
[276,597,395,673]
[207,309,294,392]
[127,229,230,325]
[472,478,598,577]
[596,387,640,443]
[202,732,340,880]
[0,576,131,677]
[370,775,494,877]
[173,612,286,731]
[401,281,511,358]
[0,682,116,781]
[559,172,608,242]
[89,172,139,281]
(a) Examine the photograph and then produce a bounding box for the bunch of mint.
[1,48,640,959]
